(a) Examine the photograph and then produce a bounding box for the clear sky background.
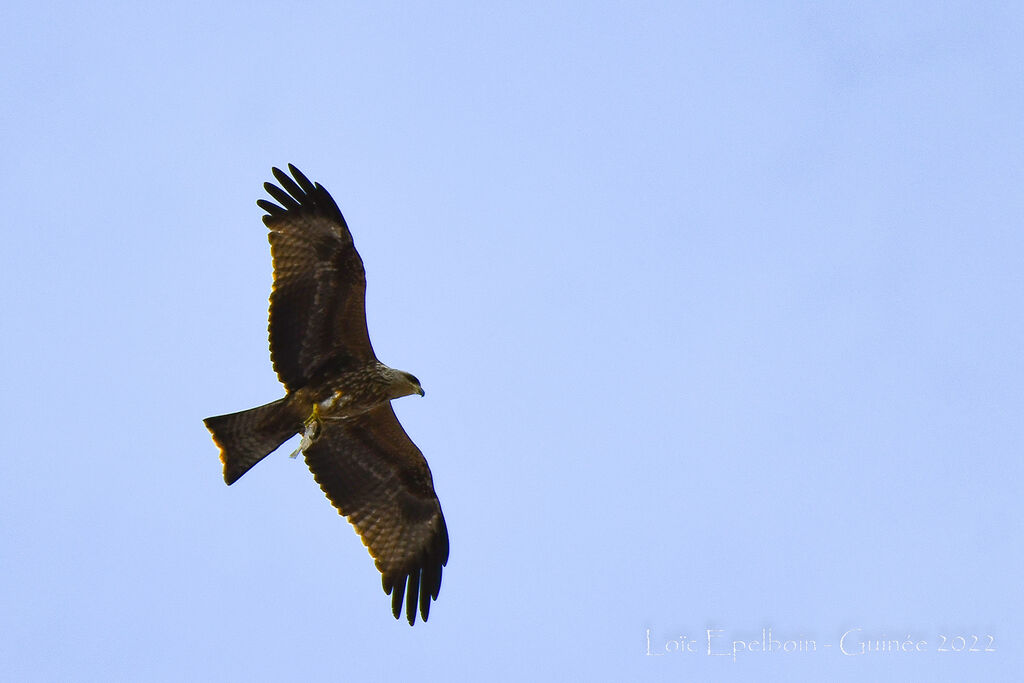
[2,2,1021,681]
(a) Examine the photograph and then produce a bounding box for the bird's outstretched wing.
[258,164,375,391]
[303,404,449,625]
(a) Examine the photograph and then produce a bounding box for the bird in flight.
[203,165,448,625]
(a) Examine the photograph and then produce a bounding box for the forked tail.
[203,397,303,484]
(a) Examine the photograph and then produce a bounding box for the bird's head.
[394,370,425,398]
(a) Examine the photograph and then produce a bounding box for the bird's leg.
[305,402,322,429]
[289,403,322,459]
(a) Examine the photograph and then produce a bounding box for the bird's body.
[304,361,424,420]
[203,166,448,625]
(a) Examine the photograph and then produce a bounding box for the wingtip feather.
[288,164,315,192]
[405,572,420,626]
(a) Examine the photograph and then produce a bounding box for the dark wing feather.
[303,404,449,625]
[260,164,375,391]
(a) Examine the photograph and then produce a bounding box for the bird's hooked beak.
[416,386,426,397]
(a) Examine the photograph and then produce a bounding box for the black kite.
[203,166,448,625]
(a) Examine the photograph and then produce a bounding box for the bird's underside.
[203,165,448,625]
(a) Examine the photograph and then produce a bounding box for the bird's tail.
[203,397,304,485]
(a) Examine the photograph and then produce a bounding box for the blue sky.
[2,2,1022,681]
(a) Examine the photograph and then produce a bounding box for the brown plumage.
[203,165,448,625]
